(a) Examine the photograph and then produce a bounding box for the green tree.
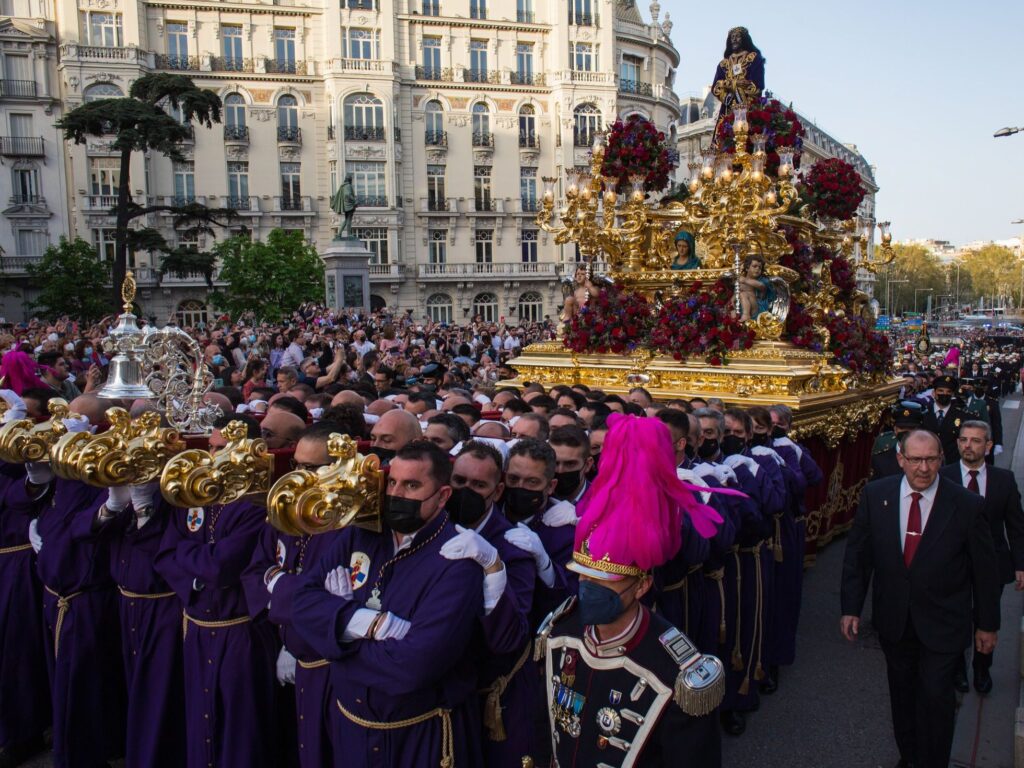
[210,230,325,322]
[26,237,111,321]
[961,244,1021,307]
[55,73,231,308]
[876,244,947,316]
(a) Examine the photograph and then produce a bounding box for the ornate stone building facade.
[0,0,681,322]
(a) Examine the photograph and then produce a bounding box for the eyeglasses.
[901,455,942,467]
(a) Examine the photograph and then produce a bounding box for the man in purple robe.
[292,440,485,768]
[31,395,128,768]
[443,441,538,767]
[242,422,346,768]
[154,423,280,768]
[0,456,50,767]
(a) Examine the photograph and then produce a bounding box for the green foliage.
[876,244,947,315]
[210,230,325,322]
[961,245,1021,305]
[159,248,217,287]
[25,237,111,322]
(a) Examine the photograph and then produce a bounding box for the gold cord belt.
[182,612,250,640]
[773,513,784,564]
[297,658,329,670]
[43,585,82,658]
[662,563,705,593]
[337,701,454,768]
[118,586,175,600]
[479,641,532,742]
[705,567,727,644]
[0,543,32,555]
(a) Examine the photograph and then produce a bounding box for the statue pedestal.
[322,237,371,311]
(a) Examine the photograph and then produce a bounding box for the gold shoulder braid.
[534,595,577,662]
[657,626,725,716]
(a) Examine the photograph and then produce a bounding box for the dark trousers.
[880,619,959,768]
[961,583,1004,674]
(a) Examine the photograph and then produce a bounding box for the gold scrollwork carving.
[0,399,70,464]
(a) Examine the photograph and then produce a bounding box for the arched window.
[473,291,498,323]
[472,102,490,145]
[518,104,536,147]
[425,100,444,145]
[517,291,543,322]
[426,292,453,324]
[176,299,207,329]
[225,94,246,128]
[370,294,387,311]
[343,93,384,140]
[277,95,298,128]
[83,82,123,101]
[573,103,601,147]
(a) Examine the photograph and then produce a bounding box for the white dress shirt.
[959,461,987,497]
[899,476,939,553]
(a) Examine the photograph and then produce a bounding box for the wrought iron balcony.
[619,79,653,96]
[155,54,200,71]
[519,132,539,148]
[427,197,449,211]
[472,131,494,147]
[0,136,44,156]
[344,125,385,141]
[224,125,249,142]
[277,126,301,143]
[474,198,496,212]
[211,56,254,73]
[0,80,37,98]
[226,196,254,211]
[265,59,305,75]
[573,129,595,147]
[510,71,544,86]
[520,197,539,212]
[416,66,452,81]
[425,130,447,146]
[465,69,499,84]
[355,195,389,207]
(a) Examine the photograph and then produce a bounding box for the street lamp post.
[888,278,908,318]
[994,126,1023,138]
[914,288,933,318]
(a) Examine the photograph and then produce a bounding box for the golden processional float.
[507,38,900,555]
[0,270,382,538]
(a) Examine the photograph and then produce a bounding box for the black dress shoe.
[720,710,746,736]
[760,665,779,694]
[974,669,993,695]
[953,669,969,693]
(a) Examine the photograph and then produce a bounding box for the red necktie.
[968,470,980,494]
[904,492,922,568]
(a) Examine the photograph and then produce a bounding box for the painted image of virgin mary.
[670,230,700,271]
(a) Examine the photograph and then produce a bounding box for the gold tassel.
[774,515,784,563]
[731,647,744,671]
[754,662,765,681]
[738,677,749,696]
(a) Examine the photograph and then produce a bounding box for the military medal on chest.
[551,678,585,738]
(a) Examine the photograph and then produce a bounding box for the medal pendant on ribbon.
[366,587,382,610]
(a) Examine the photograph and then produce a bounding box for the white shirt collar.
[472,507,494,533]
[900,475,939,504]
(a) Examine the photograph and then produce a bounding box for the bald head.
[68,394,109,425]
[331,390,365,409]
[370,409,421,452]
[258,410,305,449]
[367,399,398,417]
[473,420,511,439]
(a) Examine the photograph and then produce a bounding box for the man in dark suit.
[840,429,1000,768]
[920,375,972,465]
[941,419,1024,694]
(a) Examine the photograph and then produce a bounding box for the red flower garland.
[563,289,654,355]
[801,158,866,220]
[650,280,754,366]
[716,96,806,175]
[600,114,678,193]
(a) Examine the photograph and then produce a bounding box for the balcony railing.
[569,70,613,84]
[418,262,558,278]
[618,79,653,96]
[416,66,453,81]
[224,125,249,142]
[344,125,385,141]
[277,126,301,143]
[355,195,389,207]
[226,196,259,212]
[369,263,405,279]
[569,12,597,25]
[519,132,539,148]
[326,58,396,74]
[472,131,494,147]
[465,69,499,84]
[0,255,42,273]
[58,44,149,64]
[86,195,118,210]
[425,130,447,146]
[510,71,544,86]
[473,198,496,212]
[265,59,305,75]
[346,0,377,8]
[276,196,313,212]
[427,197,449,211]
[520,198,539,212]
[155,54,200,71]
[573,130,595,147]
[171,194,197,206]
[211,56,254,73]
[0,80,37,98]
[0,137,44,156]
[516,9,534,21]
[9,194,45,205]
[178,124,195,142]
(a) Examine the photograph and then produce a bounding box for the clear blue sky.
[660,0,1024,246]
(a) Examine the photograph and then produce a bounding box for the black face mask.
[683,442,696,461]
[554,469,583,500]
[447,486,490,528]
[934,394,952,407]
[720,434,747,456]
[504,486,547,523]
[383,494,428,534]
[771,425,786,440]
[750,432,770,447]
[697,439,719,460]
[369,446,397,463]
[586,459,600,483]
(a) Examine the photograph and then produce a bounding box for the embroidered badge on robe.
[186,507,204,533]
[349,552,371,589]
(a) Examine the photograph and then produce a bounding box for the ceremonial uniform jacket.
[921,404,971,466]
[539,599,723,768]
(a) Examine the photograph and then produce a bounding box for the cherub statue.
[738,254,775,321]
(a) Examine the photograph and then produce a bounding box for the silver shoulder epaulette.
[659,626,725,716]
[534,595,576,662]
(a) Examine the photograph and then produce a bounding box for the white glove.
[0,390,27,423]
[25,462,53,486]
[130,482,159,512]
[61,415,91,433]
[275,647,297,685]
[483,567,507,616]
[504,522,554,587]
[324,566,354,600]
[542,500,578,528]
[105,484,132,512]
[375,611,411,641]
[439,524,498,570]
[995,445,1004,456]
[28,519,42,553]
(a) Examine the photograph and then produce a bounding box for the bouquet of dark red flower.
[601,114,678,193]
[801,158,865,221]
[716,95,805,175]
[650,279,754,366]
[563,288,654,355]
[825,249,857,299]
[826,313,892,374]
[785,302,823,352]
[778,229,817,286]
